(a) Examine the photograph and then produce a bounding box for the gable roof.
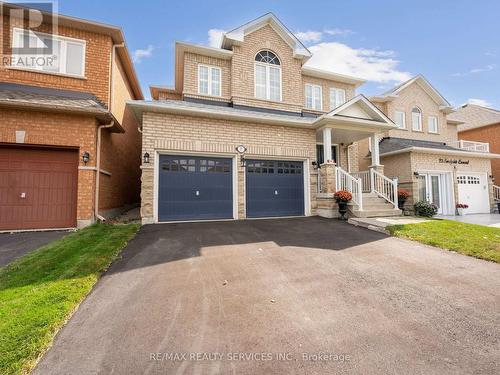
[220,13,312,61]
[314,94,396,130]
[370,75,453,113]
[448,104,500,132]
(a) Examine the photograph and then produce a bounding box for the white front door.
[418,173,446,214]
[457,173,490,214]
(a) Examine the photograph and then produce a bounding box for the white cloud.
[324,28,353,37]
[465,98,492,107]
[295,30,323,43]
[306,42,411,83]
[452,64,496,77]
[132,45,154,63]
[485,51,496,57]
[208,29,225,48]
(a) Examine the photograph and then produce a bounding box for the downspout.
[94,42,124,222]
[95,121,114,222]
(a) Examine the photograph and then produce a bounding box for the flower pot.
[398,198,406,210]
[338,201,348,220]
[457,208,465,216]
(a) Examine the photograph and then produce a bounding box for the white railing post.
[370,168,375,192]
[393,177,398,210]
[357,178,363,211]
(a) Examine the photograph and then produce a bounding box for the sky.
[55,0,500,108]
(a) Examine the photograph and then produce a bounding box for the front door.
[418,173,443,214]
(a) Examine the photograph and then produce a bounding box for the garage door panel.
[246,160,304,218]
[0,147,78,230]
[158,155,233,221]
[457,173,489,214]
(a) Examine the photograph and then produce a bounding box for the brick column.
[369,164,385,175]
[320,162,337,193]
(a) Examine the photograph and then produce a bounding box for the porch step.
[348,192,402,218]
[349,208,402,218]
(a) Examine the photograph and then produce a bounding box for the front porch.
[311,95,402,218]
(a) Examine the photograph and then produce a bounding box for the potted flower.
[414,201,438,217]
[456,203,468,216]
[334,190,352,220]
[397,189,410,210]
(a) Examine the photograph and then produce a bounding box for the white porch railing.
[351,171,371,192]
[370,168,398,209]
[494,185,500,201]
[336,167,363,210]
[447,140,490,153]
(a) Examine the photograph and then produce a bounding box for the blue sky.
[58,0,499,107]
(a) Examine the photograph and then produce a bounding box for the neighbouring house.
[356,76,499,215]
[129,13,404,224]
[0,3,143,230]
[448,104,500,203]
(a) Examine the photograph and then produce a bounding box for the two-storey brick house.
[356,76,499,214]
[130,13,402,223]
[0,3,143,230]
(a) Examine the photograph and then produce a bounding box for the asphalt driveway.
[0,230,68,267]
[34,217,500,375]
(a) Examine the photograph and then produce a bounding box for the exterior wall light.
[143,152,150,164]
[312,161,319,170]
[82,151,90,164]
[235,145,247,168]
[413,171,420,177]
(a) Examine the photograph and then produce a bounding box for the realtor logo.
[0,1,58,68]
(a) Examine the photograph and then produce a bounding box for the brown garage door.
[0,146,78,230]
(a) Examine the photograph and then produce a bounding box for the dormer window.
[198,64,221,96]
[254,50,281,101]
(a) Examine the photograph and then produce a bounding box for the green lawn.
[387,220,500,263]
[0,223,140,375]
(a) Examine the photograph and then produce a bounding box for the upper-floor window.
[11,28,85,77]
[329,88,345,110]
[305,84,322,110]
[428,116,438,133]
[254,50,281,101]
[411,107,422,131]
[198,64,221,96]
[394,111,406,129]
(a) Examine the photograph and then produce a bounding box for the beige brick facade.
[140,112,318,222]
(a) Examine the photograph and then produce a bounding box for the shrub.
[334,190,352,203]
[414,200,438,217]
[398,188,410,200]
[456,203,469,209]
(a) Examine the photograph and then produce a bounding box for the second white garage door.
[457,173,490,214]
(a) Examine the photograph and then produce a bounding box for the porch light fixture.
[413,171,420,177]
[235,145,247,167]
[82,151,90,164]
[312,161,319,170]
[143,152,150,164]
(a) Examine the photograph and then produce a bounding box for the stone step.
[349,208,402,218]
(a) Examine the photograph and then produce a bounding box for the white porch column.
[370,134,380,166]
[323,128,332,163]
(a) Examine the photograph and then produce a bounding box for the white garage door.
[457,173,490,214]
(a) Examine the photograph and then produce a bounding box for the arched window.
[254,50,281,101]
[411,107,422,131]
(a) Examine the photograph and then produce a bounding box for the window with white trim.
[428,116,438,133]
[329,88,345,110]
[411,107,422,131]
[394,111,406,129]
[198,65,221,96]
[11,28,85,77]
[305,84,322,110]
[254,50,281,101]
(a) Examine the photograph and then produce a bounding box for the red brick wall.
[460,124,500,181]
[0,108,98,220]
[0,14,112,105]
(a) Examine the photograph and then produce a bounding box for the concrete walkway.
[437,213,500,228]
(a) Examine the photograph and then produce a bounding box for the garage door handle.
[195,190,200,196]
[20,192,26,199]
[275,190,278,195]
